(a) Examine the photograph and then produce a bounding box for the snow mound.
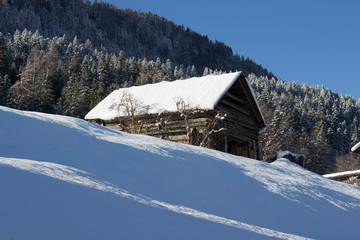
[1,106,360,240]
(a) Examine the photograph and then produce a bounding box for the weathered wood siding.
[100,111,215,145]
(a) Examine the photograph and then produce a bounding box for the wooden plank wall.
[99,105,260,159]
[103,111,214,144]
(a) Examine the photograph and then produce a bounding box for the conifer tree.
[163,59,172,81]
[114,51,126,86]
[10,47,54,112]
[152,57,163,83]
[128,57,139,84]
[190,65,197,77]
[0,74,11,106]
[298,127,309,155]
[45,39,61,98]
[97,50,111,92]
[307,122,335,174]
[59,51,82,116]
[0,39,6,76]
[202,67,209,76]
[261,106,296,161]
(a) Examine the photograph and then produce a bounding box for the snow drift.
[1,106,360,240]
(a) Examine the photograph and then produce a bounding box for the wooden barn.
[85,72,266,159]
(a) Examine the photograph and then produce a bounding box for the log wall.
[98,106,261,159]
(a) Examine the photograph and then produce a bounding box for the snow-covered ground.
[1,106,360,240]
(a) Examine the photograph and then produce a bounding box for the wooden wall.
[96,106,261,159]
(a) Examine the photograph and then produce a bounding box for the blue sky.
[105,0,360,100]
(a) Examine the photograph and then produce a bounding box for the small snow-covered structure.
[85,72,266,159]
[274,150,305,167]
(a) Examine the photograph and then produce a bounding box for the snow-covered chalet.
[85,72,266,159]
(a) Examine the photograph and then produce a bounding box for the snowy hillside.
[1,106,360,240]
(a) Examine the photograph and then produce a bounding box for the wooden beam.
[216,105,257,126]
[218,112,258,130]
[217,131,253,143]
[216,123,258,140]
[226,92,248,105]
[220,99,252,115]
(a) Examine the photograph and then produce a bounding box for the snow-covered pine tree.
[307,122,335,174]
[0,39,6,76]
[9,47,54,112]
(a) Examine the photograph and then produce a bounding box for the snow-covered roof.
[323,169,360,179]
[276,150,304,159]
[351,142,360,153]
[85,72,265,125]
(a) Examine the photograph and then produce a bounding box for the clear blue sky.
[105,0,360,100]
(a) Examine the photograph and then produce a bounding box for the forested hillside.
[0,0,271,77]
[0,29,231,116]
[249,74,360,174]
[0,0,359,174]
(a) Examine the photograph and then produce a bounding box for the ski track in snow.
[0,157,313,240]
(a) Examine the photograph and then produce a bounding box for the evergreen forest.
[0,0,359,174]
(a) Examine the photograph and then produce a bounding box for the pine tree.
[260,106,297,162]
[173,65,184,80]
[9,47,54,112]
[298,127,309,155]
[0,74,11,106]
[128,57,139,84]
[190,65,197,77]
[307,122,335,174]
[350,117,359,147]
[202,67,209,76]
[45,39,61,98]
[0,39,6,76]
[97,50,111,92]
[152,57,163,83]
[114,51,127,86]
[163,59,172,81]
[89,81,104,110]
[59,51,83,116]
[136,58,150,85]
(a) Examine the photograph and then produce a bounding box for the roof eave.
[211,71,243,109]
[352,142,360,153]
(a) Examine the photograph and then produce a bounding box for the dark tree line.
[0,0,273,78]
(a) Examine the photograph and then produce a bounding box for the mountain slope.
[0,0,272,77]
[1,106,360,239]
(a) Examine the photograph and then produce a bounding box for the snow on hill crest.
[1,106,360,240]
